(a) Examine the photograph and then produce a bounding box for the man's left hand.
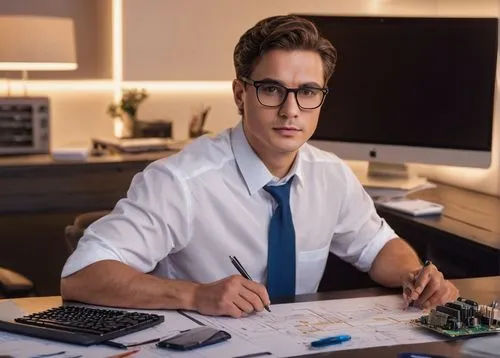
[402,263,459,309]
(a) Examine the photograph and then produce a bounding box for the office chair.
[0,267,35,298]
[64,211,109,254]
[318,254,382,292]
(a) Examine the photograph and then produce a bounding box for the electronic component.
[413,297,500,337]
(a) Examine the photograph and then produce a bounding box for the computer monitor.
[302,15,498,182]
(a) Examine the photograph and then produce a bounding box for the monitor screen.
[303,15,497,171]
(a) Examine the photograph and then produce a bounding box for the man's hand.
[402,262,459,309]
[193,275,271,318]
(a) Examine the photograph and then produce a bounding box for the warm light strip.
[0,62,77,71]
[112,0,123,102]
[0,80,115,91]
[122,81,233,92]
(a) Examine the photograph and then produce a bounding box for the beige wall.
[124,0,500,195]
[1,0,499,195]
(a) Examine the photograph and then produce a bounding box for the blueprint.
[0,295,443,358]
[186,294,442,357]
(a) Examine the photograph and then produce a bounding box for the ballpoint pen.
[310,334,351,348]
[408,260,431,307]
[30,352,66,358]
[229,255,271,312]
[104,337,161,349]
[106,349,140,358]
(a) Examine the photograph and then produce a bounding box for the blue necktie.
[264,176,296,299]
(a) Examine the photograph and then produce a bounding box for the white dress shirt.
[62,121,396,294]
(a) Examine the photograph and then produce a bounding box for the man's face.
[233,49,325,159]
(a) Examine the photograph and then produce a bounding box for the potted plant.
[107,88,149,138]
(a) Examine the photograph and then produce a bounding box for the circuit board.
[412,319,500,338]
[410,296,500,338]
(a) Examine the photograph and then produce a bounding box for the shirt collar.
[230,121,304,195]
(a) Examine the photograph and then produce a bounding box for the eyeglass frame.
[239,76,329,110]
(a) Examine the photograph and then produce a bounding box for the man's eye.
[261,85,280,94]
[299,88,317,97]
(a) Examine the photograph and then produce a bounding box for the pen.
[105,349,140,358]
[310,334,351,348]
[408,260,431,307]
[233,352,272,358]
[398,353,449,358]
[30,352,66,358]
[229,255,271,312]
[104,337,161,349]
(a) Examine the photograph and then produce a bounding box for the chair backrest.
[64,211,110,254]
[0,267,35,298]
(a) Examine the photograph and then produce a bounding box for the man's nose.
[279,92,300,118]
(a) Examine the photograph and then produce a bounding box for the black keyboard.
[0,305,164,346]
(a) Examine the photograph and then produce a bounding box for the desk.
[379,184,500,279]
[7,276,500,358]
[320,184,500,292]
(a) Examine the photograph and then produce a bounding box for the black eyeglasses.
[240,76,329,110]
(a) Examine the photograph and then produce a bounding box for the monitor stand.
[355,162,428,190]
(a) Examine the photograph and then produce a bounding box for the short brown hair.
[234,15,337,84]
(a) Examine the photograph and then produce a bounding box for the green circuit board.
[412,319,500,338]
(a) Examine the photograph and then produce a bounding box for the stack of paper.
[366,182,437,202]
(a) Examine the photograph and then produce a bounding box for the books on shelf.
[92,137,189,153]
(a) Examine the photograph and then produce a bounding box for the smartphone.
[157,326,231,351]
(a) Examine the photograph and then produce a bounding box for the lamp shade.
[0,15,77,71]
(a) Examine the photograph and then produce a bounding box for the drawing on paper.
[186,295,441,357]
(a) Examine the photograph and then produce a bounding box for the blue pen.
[310,334,351,348]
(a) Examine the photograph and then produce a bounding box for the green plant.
[107,88,149,119]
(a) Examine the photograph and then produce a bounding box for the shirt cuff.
[356,219,397,272]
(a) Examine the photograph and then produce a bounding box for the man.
[61,15,458,317]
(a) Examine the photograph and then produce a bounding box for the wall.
[123,0,500,195]
[1,0,499,195]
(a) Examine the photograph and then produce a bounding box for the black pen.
[233,352,272,358]
[104,337,161,349]
[229,255,271,312]
[408,260,431,307]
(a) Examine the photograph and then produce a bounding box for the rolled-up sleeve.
[61,161,191,277]
[330,165,397,272]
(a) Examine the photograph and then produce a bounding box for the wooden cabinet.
[0,152,171,296]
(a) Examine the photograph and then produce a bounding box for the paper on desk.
[0,300,26,321]
[184,295,442,358]
[137,333,277,358]
[107,309,200,346]
[368,182,437,201]
[110,310,274,358]
[0,330,117,358]
[461,335,500,357]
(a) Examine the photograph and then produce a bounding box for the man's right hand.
[193,275,271,318]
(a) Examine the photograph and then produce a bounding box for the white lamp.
[0,15,77,95]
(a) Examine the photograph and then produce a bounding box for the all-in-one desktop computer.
[302,15,498,187]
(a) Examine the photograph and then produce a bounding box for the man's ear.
[232,79,245,115]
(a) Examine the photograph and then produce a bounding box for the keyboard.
[0,305,164,346]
